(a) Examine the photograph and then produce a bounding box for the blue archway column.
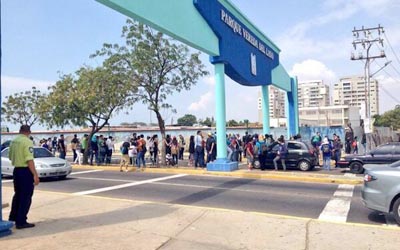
[285,77,299,138]
[207,63,238,171]
[261,85,270,135]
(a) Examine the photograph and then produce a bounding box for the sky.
[2,0,400,132]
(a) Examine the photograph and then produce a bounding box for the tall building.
[297,80,330,108]
[332,76,379,117]
[257,86,286,124]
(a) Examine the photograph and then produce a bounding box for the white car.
[1,147,72,179]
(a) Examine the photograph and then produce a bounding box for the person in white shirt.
[106,136,114,164]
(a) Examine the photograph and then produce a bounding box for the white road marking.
[71,170,104,175]
[344,173,356,177]
[73,174,188,196]
[1,179,13,183]
[318,184,355,223]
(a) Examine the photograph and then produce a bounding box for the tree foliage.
[38,65,136,163]
[1,87,46,127]
[92,19,209,163]
[227,119,239,127]
[177,114,197,126]
[199,117,214,127]
[373,106,400,130]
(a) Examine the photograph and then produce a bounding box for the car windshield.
[34,148,54,158]
[389,160,400,168]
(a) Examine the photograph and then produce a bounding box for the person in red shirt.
[246,137,255,170]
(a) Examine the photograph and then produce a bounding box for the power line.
[384,32,400,66]
[373,41,400,78]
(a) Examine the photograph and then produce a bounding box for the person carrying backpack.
[273,137,287,171]
[320,138,333,171]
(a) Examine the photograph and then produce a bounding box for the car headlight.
[35,163,49,169]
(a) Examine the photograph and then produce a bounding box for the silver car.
[362,160,400,225]
[1,147,72,179]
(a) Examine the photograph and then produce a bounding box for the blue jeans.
[194,146,205,167]
[137,151,146,168]
[323,156,331,170]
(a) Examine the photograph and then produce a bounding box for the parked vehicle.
[253,140,318,171]
[337,142,400,174]
[1,147,72,179]
[0,140,11,151]
[362,160,400,225]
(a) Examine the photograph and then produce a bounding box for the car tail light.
[364,174,377,182]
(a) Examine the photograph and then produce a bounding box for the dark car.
[0,140,11,151]
[337,142,400,174]
[254,140,318,171]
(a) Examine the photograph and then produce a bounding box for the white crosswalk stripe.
[73,174,188,196]
[318,184,355,223]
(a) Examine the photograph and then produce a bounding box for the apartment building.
[297,80,330,108]
[257,86,286,124]
[333,76,379,117]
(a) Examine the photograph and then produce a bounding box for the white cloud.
[1,75,54,97]
[289,59,336,84]
[188,91,214,112]
[203,76,215,86]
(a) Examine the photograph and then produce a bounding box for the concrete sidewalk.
[1,186,399,250]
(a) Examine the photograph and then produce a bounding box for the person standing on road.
[320,138,333,171]
[136,134,147,170]
[71,134,79,162]
[273,138,287,171]
[206,133,216,163]
[8,125,40,229]
[245,137,255,171]
[194,130,205,168]
[188,135,195,167]
[344,123,354,154]
[332,134,342,168]
[57,134,66,159]
[120,139,131,172]
[178,134,185,160]
[105,136,114,164]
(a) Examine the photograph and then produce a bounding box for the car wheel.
[393,198,400,226]
[349,162,364,174]
[253,159,260,169]
[298,160,311,171]
[59,175,67,180]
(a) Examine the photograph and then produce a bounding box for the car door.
[1,148,14,176]
[392,145,400,162]
[366,144,394,164]
[286,142,302,167]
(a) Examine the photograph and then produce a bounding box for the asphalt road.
[2,168,398,227]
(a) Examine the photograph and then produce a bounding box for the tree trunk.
[82,128,96,165]
[155,111,166,165]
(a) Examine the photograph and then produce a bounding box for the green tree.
[227,119,239,127]
[177,114,197,126]
[92,20,208,164]
[39,65,136,164]
[200,117,214,127]
[1,87,46,127]
[373,106,400,130]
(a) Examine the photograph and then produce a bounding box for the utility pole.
[351,25,386,133]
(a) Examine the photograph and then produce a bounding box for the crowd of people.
[32,125,363,172]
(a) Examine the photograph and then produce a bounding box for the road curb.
[72,165,363,185]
